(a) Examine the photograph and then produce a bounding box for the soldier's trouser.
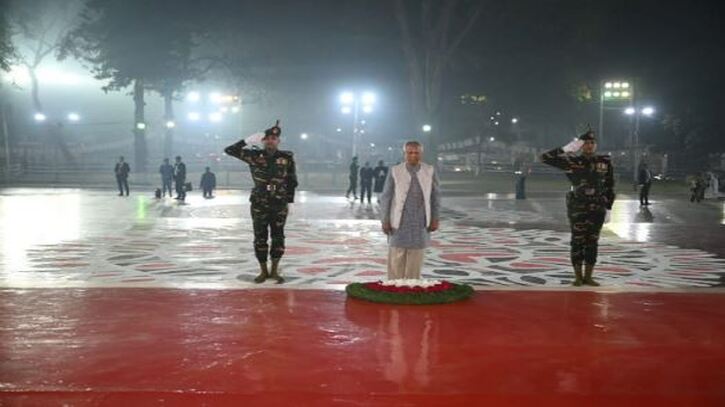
[567,198,606,266]
[116,176,129,195]
[203,187,213,198]
[251,203,289,263]
[162,178,173,197]
[360,182,372,202]
[387,246,424,280]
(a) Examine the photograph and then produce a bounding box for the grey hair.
[403,140,424,152]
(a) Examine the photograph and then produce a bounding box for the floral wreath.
[346,279,474,305]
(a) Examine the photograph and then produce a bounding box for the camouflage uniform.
[224,135,297,264]
[541,146,615,267]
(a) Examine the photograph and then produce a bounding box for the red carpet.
[1,288,724,406]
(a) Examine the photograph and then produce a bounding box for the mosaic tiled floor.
[1,189,723,289]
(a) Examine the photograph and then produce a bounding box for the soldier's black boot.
[254,262,269,283]
[583,264,600,286]
[269,259,284,284]
[572,263,583,287]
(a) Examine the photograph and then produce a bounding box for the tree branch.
[446,1,485,57]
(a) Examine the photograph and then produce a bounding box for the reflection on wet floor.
[3,288,724,404]
[1,193,82,272]
[1,188,723,290]
[608,201,654,242]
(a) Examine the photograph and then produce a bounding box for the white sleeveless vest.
[389,162,434,229]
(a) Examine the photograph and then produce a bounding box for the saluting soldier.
[224,120,298,284]
[541,130,615,286]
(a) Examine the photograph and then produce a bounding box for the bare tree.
[0,0,16,72]
[394,0,483,156]
[9,0,81,113]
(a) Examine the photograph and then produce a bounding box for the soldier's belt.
[570,187,600,196]
[255,184,279,192]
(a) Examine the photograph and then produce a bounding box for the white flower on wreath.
[381,279,442,288]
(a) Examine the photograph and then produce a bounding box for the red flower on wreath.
[363,280,454,293]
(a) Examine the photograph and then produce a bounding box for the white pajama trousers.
[387,246,425,280]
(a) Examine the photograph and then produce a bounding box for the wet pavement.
[1,288,724,406]
[0,188,723,290]
[1,188,724,405]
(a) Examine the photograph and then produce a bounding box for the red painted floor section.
[1,288,724,406]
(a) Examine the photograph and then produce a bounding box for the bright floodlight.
[165,120,176,128]
[613,82,621,89]
[621,91,630,98]
[186,91,200,102]
[360,120,366,125]
[34,113,46,122]
[188,112,201,121]
[624,107,636,115]
[360,129,365,134]
[209,112,223,123]
[340,92,354,105]
[67,113,80,122]
[494,121,500,126]
[209,92,223,104]
[341,106,352,114]
[231,106,241,113]
[511,117,518,124]
[622,82,630,89]
[136,122,146,130]
[642,106,655,116]
[336,128,342,132]
[362,105,373,114]
[300,133,308,140]
[370,143,375,148]
[613,92,621,97]
[489,136,495,142]
[604,91,613,98]
[361,92,376,105]
[604,82,613,88]
[422,124,432,132]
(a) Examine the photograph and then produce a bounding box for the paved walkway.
[0,188,723,290]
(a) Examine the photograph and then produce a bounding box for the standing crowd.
[113,155,216,202]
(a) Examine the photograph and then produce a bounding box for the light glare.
[361,92,376,104]
[340,92,354,104]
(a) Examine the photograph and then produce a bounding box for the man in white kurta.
[380,141,441,279]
